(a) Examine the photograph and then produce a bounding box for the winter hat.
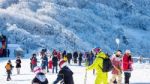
[33,66,43,74]
[94,47,101,53]
[125,50,131,54]
[59,60,67,69]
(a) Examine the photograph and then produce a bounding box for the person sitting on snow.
[53,60,74,84]
[32,66,48,84]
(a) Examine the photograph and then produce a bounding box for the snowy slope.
[0,58,150,84]
[0,0,150,56]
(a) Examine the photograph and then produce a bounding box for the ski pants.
[7,70,11,80]
[52,66,58,73]
[95,73,108,84]
[17,68,20,74]
[124,72,131,84]
[110,74,122,84]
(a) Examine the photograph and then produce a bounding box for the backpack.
[5,64,11,70]
[98,57,113,72]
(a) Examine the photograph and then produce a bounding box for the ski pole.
[84,70,87,84]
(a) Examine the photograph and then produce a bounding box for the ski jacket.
[16,59,21,68]
[122,54,133,72]
[48,60,53,69]
[52,56,58,66]
[53,66,74,84]
[31,57,37,65]
[87,52,108,84]
[111,55,122,75]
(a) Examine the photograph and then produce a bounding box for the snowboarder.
[30,54,37,72]
[110,50,122,84]
[32,66,48,84]
[16,56,21,74]
[52,55,58,73]
[123,50,133,84]
[53,60,74,84]
[86,48,108,84]
[5,60,14,81]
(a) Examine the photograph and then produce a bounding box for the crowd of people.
[86,48,133,84]
[4,48,134,84]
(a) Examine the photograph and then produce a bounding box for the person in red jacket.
[122,50,133,84]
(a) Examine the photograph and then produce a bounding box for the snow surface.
[0,57,150,84]
[0,0,150,56]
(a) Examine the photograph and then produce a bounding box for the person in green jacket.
[86,51,108,84]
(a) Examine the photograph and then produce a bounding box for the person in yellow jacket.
[86,51,108,84]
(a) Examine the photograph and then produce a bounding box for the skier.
[123,50,133,84]
[16,56,21,74]
[30,54,37,72]
[110,50,122,84]
[52,55,58,73]
[78,52,83,66]
[53,60,74,84]
[86,48,108,84]
[32,66,48,84]
[5,60,14,81]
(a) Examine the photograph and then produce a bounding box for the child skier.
[5,60,14,81]
[53,60,74,84]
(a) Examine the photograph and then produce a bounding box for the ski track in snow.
[0,58,150,84]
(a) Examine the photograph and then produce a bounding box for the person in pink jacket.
[110,50,122,84]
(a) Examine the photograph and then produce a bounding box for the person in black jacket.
[52,55,58,73]
[67,53,72,64]
[16,56,21,74]
[32,72,48,84]
[78,52,83,66]
[73,51,78,64]
[53,60,74,84]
